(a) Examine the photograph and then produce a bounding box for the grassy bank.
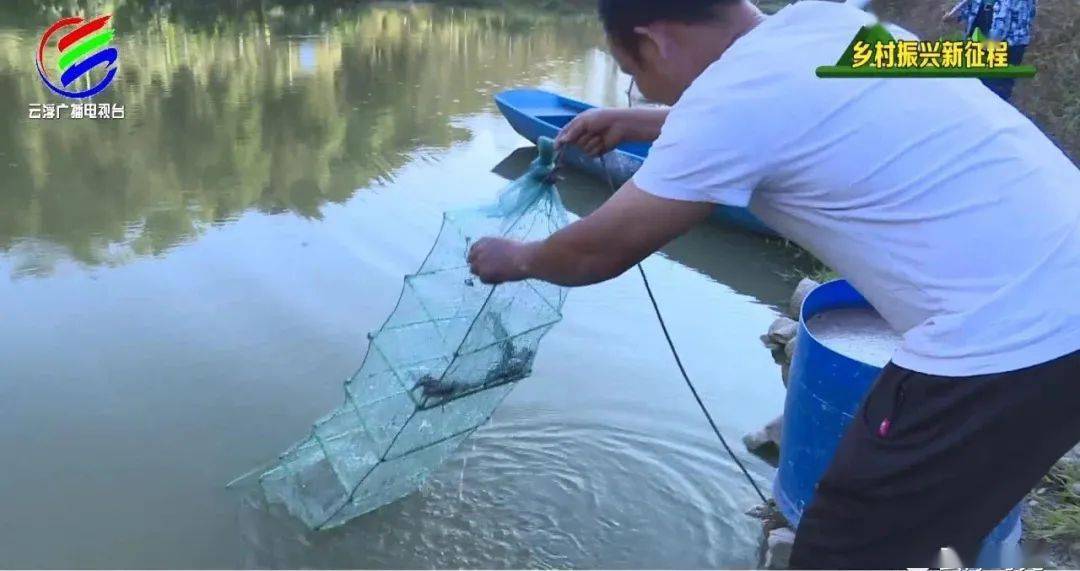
[1027,457,1080,567]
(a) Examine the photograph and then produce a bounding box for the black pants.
[981,44,1028,102]
[790,349,1080,569]
[969,5,1029,102]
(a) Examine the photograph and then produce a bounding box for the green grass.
[1030,461,1080,542]
[769,238,840,284]
[804,265,840,284]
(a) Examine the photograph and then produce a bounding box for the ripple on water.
[238,407,768,569]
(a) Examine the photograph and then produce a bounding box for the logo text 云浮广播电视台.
[30,14,125,120]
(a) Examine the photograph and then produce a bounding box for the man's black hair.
[598,0,739,59]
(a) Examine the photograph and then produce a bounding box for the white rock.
[743,415,784,454]
[790,278,820,318]
[764,527,796,569]
[1070,482,1080,497]
[763,317,799,349]
[784,336,798,360]
[746,504,771,520]
[937,547,964,569]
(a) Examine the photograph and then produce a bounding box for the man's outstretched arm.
[468,181,712,286]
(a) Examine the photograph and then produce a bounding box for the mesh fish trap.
[258,139,568,530]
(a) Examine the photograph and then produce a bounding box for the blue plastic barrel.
[775,279,1022,566]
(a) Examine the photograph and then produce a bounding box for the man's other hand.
[468,181,711,288]
[555,108,627,157]
[468,237,530,285]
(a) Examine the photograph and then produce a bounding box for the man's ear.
[633,24,673,61]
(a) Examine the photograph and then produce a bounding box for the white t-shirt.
[634,1,1080,377]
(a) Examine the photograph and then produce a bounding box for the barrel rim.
[798,279,897,370]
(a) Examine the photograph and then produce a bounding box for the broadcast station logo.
[37,14,118,98]
[29,14,125,120]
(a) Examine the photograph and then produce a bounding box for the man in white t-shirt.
[468,0,1080,567]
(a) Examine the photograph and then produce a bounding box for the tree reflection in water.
[0,1,602,273]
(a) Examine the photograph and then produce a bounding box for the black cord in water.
[634,263,769,505]
[590,81,770,505]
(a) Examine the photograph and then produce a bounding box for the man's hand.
[468,237,531,285]
[468,181,711,288]
[555,108,670,157]
[555,108,628,157]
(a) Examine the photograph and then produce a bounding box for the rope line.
[635,263,770,505]
[590,79,769,505]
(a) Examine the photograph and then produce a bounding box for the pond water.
[0,2,807,567]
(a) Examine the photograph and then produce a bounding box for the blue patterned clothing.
[957,0,1038,46]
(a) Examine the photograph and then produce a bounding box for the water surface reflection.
[0,2,795,567]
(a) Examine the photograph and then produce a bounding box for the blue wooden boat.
[494,88,777,236]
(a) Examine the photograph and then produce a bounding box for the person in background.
[944,0,1038,101]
